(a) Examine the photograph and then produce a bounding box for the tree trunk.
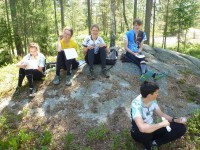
[162,0,170,49]
[184,30,188,49]
[102,8,106,35]
[54,0,59,36]
[122,0,129,31]
[177,20,181,52]
[144,0,153,45]
[9,0,23,56]
[110,0,116,47]
[152,0,156,48]
[87,0,91,34]
[5,0,14,55]
[31,20,35,41]
[134,0,137,19]
[22,0,27,54]
[177,2,181,52]
[60,0,65,29]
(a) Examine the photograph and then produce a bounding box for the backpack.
[106,47,118,65]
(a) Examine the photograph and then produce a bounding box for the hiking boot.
[29,88,35,98]
[53,75,60,85]
[153,73,166,81]
[102,68,110,78]
[13,86,21,96]
[65,75,72,86]
[140,70,154,82]
[88,68,95,80]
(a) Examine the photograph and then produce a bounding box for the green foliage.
[0,50,12,67]
[168,0,199,50]
[0,129,52,150]
[86,124,109,142]
[64,133,74,150]
[111,129,135,150]
[186,110,200,146]
[169,0,199,33]
[169,44,200,59]
[41,130,53,145]
[181,44,200,59]
[74,34,86,60]
[0,18,11,47]
[0,111,52,149]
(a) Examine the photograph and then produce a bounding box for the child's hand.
[175,117,187,124]
[87,45,95,50]
[99,43,106,48]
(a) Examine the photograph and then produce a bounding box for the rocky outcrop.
[0,45,200,146]
[142,45,200,79]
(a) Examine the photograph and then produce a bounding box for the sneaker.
[102,68,110,78]
[53,75,60,85]
[65,75,72,86]
[29,88,35,98]
[88,68,95,80]
[153,73,166,81]
[140,70,153,82]
[13,86,21,96]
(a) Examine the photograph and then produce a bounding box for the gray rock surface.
[0,45,200,141]
[143,45,200,79]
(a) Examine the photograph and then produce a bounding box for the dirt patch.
[107,107,130,131]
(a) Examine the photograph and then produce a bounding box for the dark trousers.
[56,50,78,76]
[126,52,148,74]
[131,122,186,150]
[85,47,107,69]
[18,68,44,89]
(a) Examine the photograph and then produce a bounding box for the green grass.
[111,129,135,150]
[64,133,74,150]
[0,111,52,150]
[0,129,52,150]
[0,64,19,98]
[86,124,109,142]
[0,109,200,149]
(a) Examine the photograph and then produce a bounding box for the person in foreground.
[130,81,187,150]
[15,42,46,97]
[82,24,110,80]
[53,27,79,86]
[124,19,165,82]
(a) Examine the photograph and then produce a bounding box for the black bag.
[106,47,118,65]
[120,53,132,62]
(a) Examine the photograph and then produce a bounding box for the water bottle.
[162,117,171,132]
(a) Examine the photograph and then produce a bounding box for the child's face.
[63,30,72,40]
[133,23,142,31]
[91,27,99,36]
[29,47,38,56]
[148,90,159,101]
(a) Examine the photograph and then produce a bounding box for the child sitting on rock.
[124,19,165,82]
[15,42,46,97]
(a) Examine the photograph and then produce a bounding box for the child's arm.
[16,60,27,69]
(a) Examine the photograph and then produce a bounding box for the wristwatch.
[172,117,178,122]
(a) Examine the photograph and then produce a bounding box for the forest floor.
[0,52,200,150]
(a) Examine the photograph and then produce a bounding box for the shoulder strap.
[134,30,144,43]
[138,30,144,39]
